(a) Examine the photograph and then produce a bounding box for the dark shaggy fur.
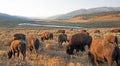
[8,40,26,60]
[13,34,26,41]
[66,32,92,55]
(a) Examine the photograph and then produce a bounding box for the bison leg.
[21,51,26,60]
[35,49,39,57]
[107,57,113,66]
[92,54,99,66]
[58,42,63,48]
[88,52,98,66]
[116,60,120,66]
[13,51,16,58]
[17,50,19,57]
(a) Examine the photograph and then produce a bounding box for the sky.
[0,0,120,18]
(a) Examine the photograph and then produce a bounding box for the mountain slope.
[0,13,29,20]
[50,7,120,19]
[0,13,29,27]
[56,11,120,22]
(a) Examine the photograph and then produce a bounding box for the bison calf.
[27,36,40,55]
[8,40,26,60]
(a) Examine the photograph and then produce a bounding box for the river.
[18,23,83,28]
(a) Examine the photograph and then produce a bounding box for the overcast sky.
[0,0,120,18]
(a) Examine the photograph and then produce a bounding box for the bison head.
[66,45,74,55]
[7,50,12,59]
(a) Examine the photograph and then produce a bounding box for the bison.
[88,39,120,66]
[27,35,40,55]
[66,32,92,55]
[94,29,100,33]
[110,28,120,33]
[7,40,26,60]
[9,33,26,46]
[56,29,65,33]
[41,31,53,42]
[79,29,87,33]
[58,33,68,47]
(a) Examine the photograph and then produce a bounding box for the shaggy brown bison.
[8,40,26,60]
[58,33,68,47]
[66,32,92,55]
[56,29,65,33]
[41,31,53,42]
[110,28,120,33]
[27,35,40,54]
[94,29,100,33]
[88,39,120,66]
[79,29,87,32]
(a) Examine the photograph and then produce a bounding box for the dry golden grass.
[0,28,120,66]
[58,14,120,22]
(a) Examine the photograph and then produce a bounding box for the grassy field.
[0,27,120,66]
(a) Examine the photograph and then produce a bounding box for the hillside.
[49,7,120,20]
[61,11,120,22]
[0,13,29,27]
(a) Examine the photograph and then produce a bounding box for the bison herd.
[7,29,120,66]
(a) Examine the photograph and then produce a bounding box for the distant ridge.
[0,13,29,20]
[49,7,120,19]
[0,12,30,27]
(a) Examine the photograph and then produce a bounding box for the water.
[18,23,83,28]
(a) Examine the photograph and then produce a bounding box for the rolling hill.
[60,11,120,22]
[49,7,120,20]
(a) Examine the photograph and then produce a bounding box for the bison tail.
[34,38,40,50]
